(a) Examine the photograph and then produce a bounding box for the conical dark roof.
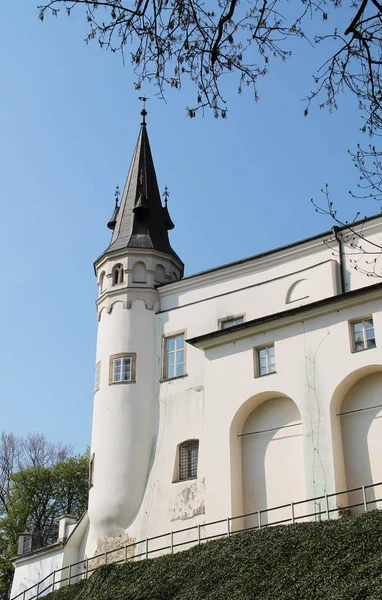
[103,121,183,265]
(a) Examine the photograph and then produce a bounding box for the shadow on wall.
[331,367,382,514]
[230,393,305,530]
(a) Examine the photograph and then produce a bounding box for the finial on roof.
[138,96,148,124]
[163,185,170,207]
[107,184,120,231]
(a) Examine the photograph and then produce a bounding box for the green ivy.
[46,511,382,600]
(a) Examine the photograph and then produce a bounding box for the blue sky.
[0,2,378,452]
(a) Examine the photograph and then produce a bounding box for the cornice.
[187,282,382,350]
[94,246,184,274]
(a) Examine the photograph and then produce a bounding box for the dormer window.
[112,264,124,286]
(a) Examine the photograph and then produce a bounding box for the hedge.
[46,511,382,600]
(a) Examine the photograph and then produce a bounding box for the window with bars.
[163,333,186,380]
[179,440,199,480]
[351,318,376,352]
[94,362,101,392]
[256,344,276,377]
[220,316,244,329]
[109,353,136,384]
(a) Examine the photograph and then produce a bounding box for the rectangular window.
[351,318,376,352]
[109,353,136,384]
[179,440,199,480]
[256,344,276,377]
[220,316,244,329]
[94,362,101,392]
[163,334,185,380]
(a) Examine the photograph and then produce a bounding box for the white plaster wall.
[242,397,305,526]
[11,548,64,600]
[87,297,158,552]
[121,293,382,549]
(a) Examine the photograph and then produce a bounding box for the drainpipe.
[332,226,345,294]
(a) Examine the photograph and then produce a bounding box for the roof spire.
[138,96,148,125]
[100,112,183,267]
[163,185,170,207]
[107,184,120,230]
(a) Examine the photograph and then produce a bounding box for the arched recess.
[331,365,382,514]
[132,261,147,284]
[286,279,310,304]
[112,264,124,285]
[230,392,304,528]
[98,271,106,295]
[154,264,166,283]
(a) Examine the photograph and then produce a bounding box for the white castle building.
[11,109,382,598]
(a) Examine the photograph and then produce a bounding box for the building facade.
[11,111,382,598]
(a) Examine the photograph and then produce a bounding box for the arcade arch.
[230,392,305,528]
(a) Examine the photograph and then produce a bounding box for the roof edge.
[187,280,382,348]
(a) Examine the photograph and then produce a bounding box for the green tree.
[0,434,88,600]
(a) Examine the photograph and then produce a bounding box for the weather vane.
[115,184,120,206]
[163,185,170,206]
[138,96,149,123]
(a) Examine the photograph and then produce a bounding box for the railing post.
[258,510,261,530]
[104,551,107,566]
[52,570,55,592]
[197,524,201,544]
[227,518,230,537]
[23,589,26,600]
[68,564,72,586]
[124,545,128,563]
[362,485,368,512]
[291,502,295,524]
[170,531,174,554]
[85,558,89,580]
[36,581,39,599]
[145,538,149,560]
[325,494,329,520]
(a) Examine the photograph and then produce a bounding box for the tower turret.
[87,107,184,551]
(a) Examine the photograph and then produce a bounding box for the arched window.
[132,261,147,284]
[179,440,199,480]
[112,264,124,286]
[154,264,166,283]
[99,271,105,295]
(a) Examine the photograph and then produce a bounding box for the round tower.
[87,108,184,548]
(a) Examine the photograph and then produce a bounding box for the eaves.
[187,281,382,350]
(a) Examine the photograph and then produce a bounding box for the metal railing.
[12,481,382,600]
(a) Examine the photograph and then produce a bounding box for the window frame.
[94,361,101,392]
[254,343,276,378]
[109,353,137,385]
[219,315,245,329]
[350,317,376,353]
[162,331,187,381]
[178,439,199,482]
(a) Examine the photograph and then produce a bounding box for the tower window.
[351,317,376,352]
[109,353,137,384]
[89,453,95,489]
[163,333,186,380]
[179,440,199,481]
[99,271,106,295]
[94,362,101,392]
[112,264,124,286]
[255,344,276,377]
